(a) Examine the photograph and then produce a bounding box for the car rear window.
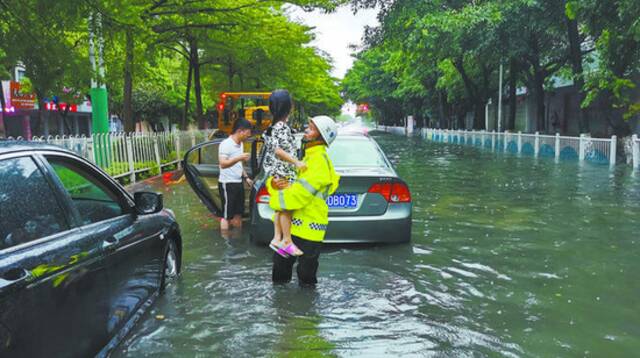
[327,137,388,168]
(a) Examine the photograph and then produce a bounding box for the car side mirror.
[134,192,163,215]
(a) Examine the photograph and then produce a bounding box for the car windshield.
[327,137,388,168]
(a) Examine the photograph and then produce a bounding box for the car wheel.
[161,239,179,291]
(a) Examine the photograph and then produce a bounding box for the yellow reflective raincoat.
[267,144,340,242]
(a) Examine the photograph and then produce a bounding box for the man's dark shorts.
[218,182,244,219]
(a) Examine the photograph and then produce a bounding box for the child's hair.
[268,89,292,123]
[232,118,253,133]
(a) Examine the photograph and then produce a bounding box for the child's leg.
[280,211,303,256]
[280,211,292,244]
[272,211,282,244]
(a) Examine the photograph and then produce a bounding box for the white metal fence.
[17,130,214,183]
[420,128,618,166]
[376,125,629,167]
[421,128,616,165]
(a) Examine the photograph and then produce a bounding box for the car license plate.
[327,193,358,208]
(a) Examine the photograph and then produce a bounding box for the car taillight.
[256,185,270,204]
[390,183,411,203]
[368,182,411,203]
[368,183,392,201]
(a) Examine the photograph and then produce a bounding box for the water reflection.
[116,134,639,357]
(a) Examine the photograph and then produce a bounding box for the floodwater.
[115,132,640,357]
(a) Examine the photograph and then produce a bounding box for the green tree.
[0,0,90,135]
[575,0,640,136]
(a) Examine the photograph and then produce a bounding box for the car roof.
[0,140,76,156]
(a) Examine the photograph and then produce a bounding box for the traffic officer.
[267,115,340,285]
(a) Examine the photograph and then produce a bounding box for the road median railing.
[12,130,214,184]
[376,125,634,168]
[422,128,617,166]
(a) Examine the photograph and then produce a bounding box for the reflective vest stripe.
[297,178,328,200]
[278,190,287,210]
[321,154,332,172]
[297,178,318,196]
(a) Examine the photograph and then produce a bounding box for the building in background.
[1,66,93,139]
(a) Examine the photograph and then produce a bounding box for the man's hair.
[232,118,253,133]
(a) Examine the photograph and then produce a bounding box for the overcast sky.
[287,5,379,79]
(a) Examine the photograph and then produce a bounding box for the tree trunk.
[532,68,546,132]
[0,83,6,137]
[182,61,193,130]
[123,27,135,133]
[508,59,517,131]
[34,91,46,137]
[565,14,589,133]
[528,34,547,133]
[189,38,205,129]
[227,58,234,89]
[473,100,486,130]
[58,106,72,134]
[193,62,204,129]
[437,90,446,128]
[453,58,485,129]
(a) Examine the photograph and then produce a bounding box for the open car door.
[183,137,264,217]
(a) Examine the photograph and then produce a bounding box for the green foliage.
[577,0,640,119]
[0,0,90,105]
[1,0,344,127]
[0,48,10,78]
[345,0,640,129]
[104,160,160,180]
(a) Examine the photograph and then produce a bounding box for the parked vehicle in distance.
[184,131,412,244]
[0,141,182,357]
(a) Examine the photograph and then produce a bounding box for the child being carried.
[263,90,306,256]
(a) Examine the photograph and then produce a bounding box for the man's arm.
[219,152,250,169]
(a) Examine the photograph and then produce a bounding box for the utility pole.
[89,12,109,134]
[485,98,491,130]
[498,62,503,132]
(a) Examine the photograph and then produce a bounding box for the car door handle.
[103,237,119,251]
[0,268,31,291]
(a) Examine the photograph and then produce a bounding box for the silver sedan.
[184,131,412,244]
[250,133,412,244]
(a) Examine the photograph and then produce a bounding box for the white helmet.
[310,115,338,146]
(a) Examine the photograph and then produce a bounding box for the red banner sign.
[45,102,78,112]
[9,81,36,109]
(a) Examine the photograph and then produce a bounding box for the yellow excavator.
[214,92,273,137]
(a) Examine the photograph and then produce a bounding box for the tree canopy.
[0,0,346,130]
[344,0,640,135]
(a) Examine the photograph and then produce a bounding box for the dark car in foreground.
[0,142,182,357]
[184,130,412,244]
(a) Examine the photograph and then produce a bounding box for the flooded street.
[116,132,640,357]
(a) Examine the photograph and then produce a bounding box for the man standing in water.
[268,116,340,285]
[218,118,254,232]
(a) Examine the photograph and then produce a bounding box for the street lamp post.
[498,62,503,132]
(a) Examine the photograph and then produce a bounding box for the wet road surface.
[115,132,640,357]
